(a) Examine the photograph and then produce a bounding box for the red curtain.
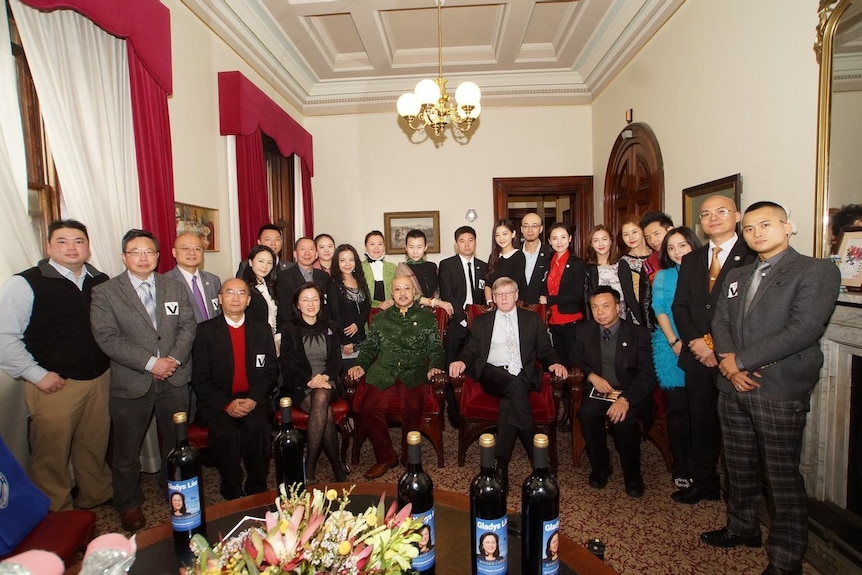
[235,128,268,258]
[19,0,175,272]
[218,71,314,252]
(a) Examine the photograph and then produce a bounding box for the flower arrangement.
[191,484,422,574]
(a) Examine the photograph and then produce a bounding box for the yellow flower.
[338,540,352,555]
[366,513,377,527]
[326,489,338,501]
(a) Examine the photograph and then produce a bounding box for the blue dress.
[651,267,685,389]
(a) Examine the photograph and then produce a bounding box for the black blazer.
[276,266,341,331]
[672,238,755,373]
[572,319,656,408]
[541,254,586,319]
[278,320,344,406]
[438,255,487,326]
[246,287,272,330]
[520,243,553,305]
[457,307,559,391]
[191,315,278,425]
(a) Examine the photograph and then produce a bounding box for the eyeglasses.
[177,246,203,253]
[521,223,541,229]
[493,291,518,298]
[125,250,157,258]
[222,289,249,297]
[699,208,733,220]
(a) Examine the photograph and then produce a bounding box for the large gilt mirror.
[816,0,862,257]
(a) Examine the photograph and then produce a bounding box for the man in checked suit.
[438,225,487,426]
[672,194,755,504]
[164,232,221,323]
[191,278,278,500]
[91,229,197,531]
[449,277,566,491]
[701,202,840,575]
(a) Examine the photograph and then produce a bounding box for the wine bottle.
[521,434,560,575]
[398,430,435,574]
[167,411,206,569]
[470,433,508,575]
[274,396,305,490]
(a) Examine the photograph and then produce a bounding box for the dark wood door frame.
[493,176,593,256]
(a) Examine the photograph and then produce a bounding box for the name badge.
[478,279,486,289]
[255,354,266,368]
[164,302,179,315]
[727,281,739,299]
[211,297,220,311]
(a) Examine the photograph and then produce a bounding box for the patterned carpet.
[91,425,822,574]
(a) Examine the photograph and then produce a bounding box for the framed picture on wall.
[682,174,742,241]
[383,211,441,255]
[835,226,862,290]
[175,202,219,251]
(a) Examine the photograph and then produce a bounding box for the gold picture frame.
[383,211,441,255]
[175,202,219,251]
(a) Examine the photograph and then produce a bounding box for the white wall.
[306,105,593,261]
[592,0,820,254]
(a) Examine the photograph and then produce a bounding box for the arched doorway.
[603,123,664,236]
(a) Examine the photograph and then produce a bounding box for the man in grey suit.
[164,232,221,323]
[701,202,840,575]
[91,229,197,531]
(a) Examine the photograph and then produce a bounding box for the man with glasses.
[672,195,754,504]
[190,278,278,500]
[449,277,566,491]
[165,232,221,323]
[519,213,552,305]
[0,219,112,512]
[90,229,197,531]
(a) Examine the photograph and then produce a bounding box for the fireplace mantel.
[802,292,862,505]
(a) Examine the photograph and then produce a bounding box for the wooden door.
[603,123,664,236]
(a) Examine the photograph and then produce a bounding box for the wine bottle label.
[411,508,435,571]
[474,515,508,575]
[541,517,560,575]
[168,477,203,531]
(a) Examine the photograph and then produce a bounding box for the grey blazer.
[91,272,197,399]
[164,266,222,323]
[711,247,840,401]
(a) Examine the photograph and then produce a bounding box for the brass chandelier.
[396,0,481,136]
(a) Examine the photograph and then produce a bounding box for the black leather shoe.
[700,528,761,548]
[762,564,801,575]
[624,479,644,498]
[588,467,612,489]
[671,484,720,504]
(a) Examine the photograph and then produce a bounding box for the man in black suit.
[438,225,487,425]
[671,194,755,504]
[449,277,566,490]
[519,213,552,305]
[701,202,840,575]
[572,286,656,498]
[276,237,340,330]
[191,277,278,500]
[236,224,294,277]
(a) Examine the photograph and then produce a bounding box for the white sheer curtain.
[10,0,140,277]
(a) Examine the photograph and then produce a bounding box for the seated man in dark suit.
[449,277,567,491]
[191,278,278,499]
[572,286,656,498]
[346,276,445,480]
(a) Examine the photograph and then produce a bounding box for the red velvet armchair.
[450,304,578,470]
[344,307,448,468]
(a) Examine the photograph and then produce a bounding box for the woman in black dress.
[484,219,526,305]
[331,244,371,367]
[241,245,279,340]
[279,283,347,482]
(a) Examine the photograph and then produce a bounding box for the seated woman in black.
[279,283,347,482]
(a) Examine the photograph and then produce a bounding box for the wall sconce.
[465,209,478,222]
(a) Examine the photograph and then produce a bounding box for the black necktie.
[602,328,611,342]
[467,261,475,292]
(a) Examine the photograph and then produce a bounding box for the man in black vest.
[0,220,112,512]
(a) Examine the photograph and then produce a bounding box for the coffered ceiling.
[181,0,684,115]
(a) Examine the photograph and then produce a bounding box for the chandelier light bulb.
[414,79,441,106]
[465,101,481,119]
[397,93,421,117]
[455,81,481,107]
